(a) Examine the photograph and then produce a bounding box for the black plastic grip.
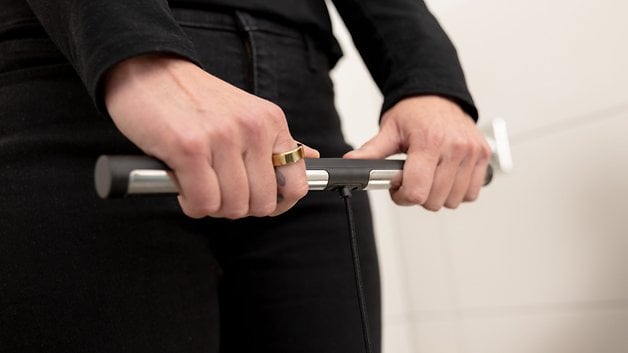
[95,155,169,198]
[306,158,405,190]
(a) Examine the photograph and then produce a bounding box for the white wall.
[328,0,628,352]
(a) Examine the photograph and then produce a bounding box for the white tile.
[394,208,458,313]
[414,320,462,353]
[382,318,416,353]
[370,192,414,318]
[429,0,628,136]
[329,0,628,342]
[443,112,628,308]
[327,2,383,149]
[461,308,628,353]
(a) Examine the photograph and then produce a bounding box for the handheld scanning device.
[94,155,493,198]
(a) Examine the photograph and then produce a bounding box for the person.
[0,0,491,352]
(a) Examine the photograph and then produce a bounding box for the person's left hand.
[343,95,491,211]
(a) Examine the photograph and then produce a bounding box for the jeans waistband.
[171,6,330,74]
[0,7,326,76]
[170,7,303,39]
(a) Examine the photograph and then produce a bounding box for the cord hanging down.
[339,186,373,353]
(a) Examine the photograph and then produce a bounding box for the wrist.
[103,53,195,104]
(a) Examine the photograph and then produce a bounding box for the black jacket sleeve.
[331,0,478,120]
[25,0,201,114]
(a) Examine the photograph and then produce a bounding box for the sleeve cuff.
[380,73,479,122]
[84,35,201,118]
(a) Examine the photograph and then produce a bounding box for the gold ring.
[272,143,304,167]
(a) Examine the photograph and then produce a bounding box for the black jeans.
[0,7,381,353]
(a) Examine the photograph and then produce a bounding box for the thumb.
[343,130,399,160]
[296,142,320,159]
[302,144,320,159]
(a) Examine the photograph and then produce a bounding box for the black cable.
[339,186,373,353]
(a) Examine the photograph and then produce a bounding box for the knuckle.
[404,189,428,205]
[175,133,207,157]
[198,202,221,216]
[264,103,287,126]
[479,142,492,161]
[222,206,249,220]
[240,114,265,134]
[468,142,481,158]
[470,140,491,161]
[210,123,238,143]
[465,190,480,202]
[258,101,287,129]
[444,199,461,210]
[423,202,442,212]
[422,129,445,150]
[449,138,471,159]
[181,202,219,219]
[250,201,277,217]
[182,209,204,219]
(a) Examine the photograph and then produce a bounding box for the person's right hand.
[104,54,318,219]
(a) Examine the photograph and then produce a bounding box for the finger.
[390,143,439,207]
[421,158,461,211]
[269,140,309,217]
[390,168,403,190]
[212,144,250,219]
[244,142,277,217]
[343,127,399,160]
[171,156,221,219]
[464,153,491,202]
[445,138,490,208]
[443,158,475,209]
[270,159,308,217]
[300,143,320,159]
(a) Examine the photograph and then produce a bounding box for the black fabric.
[0,9,381,352]
[0,0,477,350]
[0,0,477,119]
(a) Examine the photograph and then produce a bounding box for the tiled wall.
[329,0,628,352]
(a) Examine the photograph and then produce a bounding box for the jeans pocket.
[173,9,253,94]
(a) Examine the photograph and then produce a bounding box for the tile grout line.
[383,206,422,353]
[386,298,628,323]
[370,193,421,353]
[509,101,628,146]
[439,216,469,353]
